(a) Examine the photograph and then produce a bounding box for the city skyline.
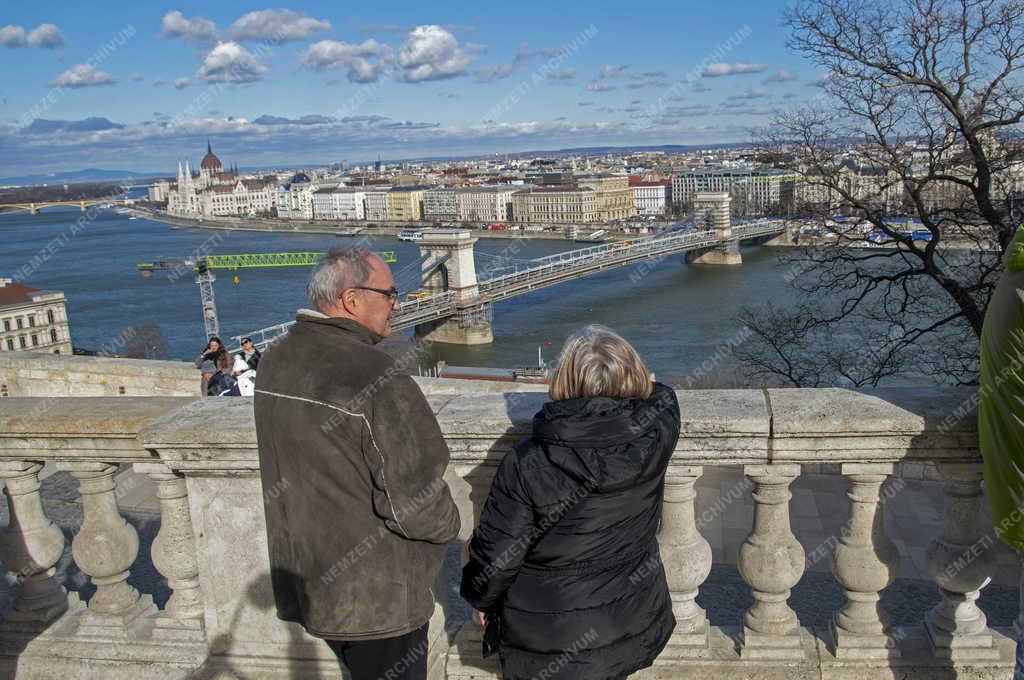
[0,1,821,175]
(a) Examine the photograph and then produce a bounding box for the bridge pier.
[79,201,86,211]
[414,229,493,345]
[29,203,37,215]
[685,192,742,265]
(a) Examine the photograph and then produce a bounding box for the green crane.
[136,251,398,339]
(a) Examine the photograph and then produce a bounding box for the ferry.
[575,229,607,244]
[398,228,424,242]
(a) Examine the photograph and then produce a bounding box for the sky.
[0,1,826,175]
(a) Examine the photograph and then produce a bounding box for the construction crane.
[136,251,397,340]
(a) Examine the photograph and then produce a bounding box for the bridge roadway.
[0,198,134,214]
[235,220,786,349]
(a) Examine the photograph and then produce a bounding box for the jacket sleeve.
[362,375,461,544]
[460,449,537,612]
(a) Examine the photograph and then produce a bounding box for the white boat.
[398,229,424,242]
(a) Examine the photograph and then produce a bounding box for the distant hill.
[0,168,169,186]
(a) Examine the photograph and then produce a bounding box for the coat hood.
[531,383,675,493]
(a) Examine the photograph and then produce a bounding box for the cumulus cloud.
[598,64,629,78]
[397,25,478,82]
[161,11,218,43]
[173,77,190,89]
[49,64,117,88]
[153,78,167,87]
[130,72,144,82]
[230,9,330,42]
[27,24,64,48]
[196,42,267,83]
[765,69,797,83]
[702,62,766,77]
[1,23,64,48]
[585,82,615,92]
[301,39,393,83]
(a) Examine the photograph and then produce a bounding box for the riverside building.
[0,278,72,355]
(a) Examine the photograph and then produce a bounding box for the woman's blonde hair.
[549,325,652,401]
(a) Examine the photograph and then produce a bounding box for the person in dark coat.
[461,324,679,680]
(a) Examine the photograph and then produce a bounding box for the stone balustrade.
[0,385,1017,679]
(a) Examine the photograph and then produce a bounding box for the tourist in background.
[254,246,460,680]
[977,225,1024,678]
[233,337,260,396]
[194,336,226,395]
[461,325,678,680]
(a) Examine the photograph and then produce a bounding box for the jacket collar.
[295,309,384,345]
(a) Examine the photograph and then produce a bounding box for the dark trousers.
[326,623,429,680]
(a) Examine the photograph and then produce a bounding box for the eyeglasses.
[350,285,400,302]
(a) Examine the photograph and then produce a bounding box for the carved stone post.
[830,463,900,658]
[134,462,204,639]
[925,462,998,660]
[738,464,805,659]
[658,466,712,655]
[0,462,67,625]
[64,462,155,634]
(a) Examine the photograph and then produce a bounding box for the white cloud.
[26,24,64,48]
[161,11,218,43]
[196,42,267,83]
[130,72,144,82]
[301,39,393,83]
[703,62,767,77]
[586,82,615,92]
[546,67,576,81]
[2,23,64,48]
[230,9,330,42]
[727,87,767,100]
[397,25,478,82]
[598,64,630,78]
[152,78,167,87]
[475,62,518,83]
[173,77,190,89]
[49,64,117,88]
[765,69,797,83]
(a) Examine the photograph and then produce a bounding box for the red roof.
[629,178,670,187]
[0,282,40,306]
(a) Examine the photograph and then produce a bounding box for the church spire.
[207,138,212,154]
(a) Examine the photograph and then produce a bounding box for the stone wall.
[0,352,201,397]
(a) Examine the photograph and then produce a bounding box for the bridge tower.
[29,203,37,215]
[686,191,742,265]
[414,229,493,345]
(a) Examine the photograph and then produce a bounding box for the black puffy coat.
[461,382,680,680]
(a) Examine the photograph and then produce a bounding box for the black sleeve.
[460,449,537,612]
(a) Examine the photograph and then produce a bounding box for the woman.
[461,325,679,680]
[194,336,233,396]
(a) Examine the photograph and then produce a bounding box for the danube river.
[2,206,801,381]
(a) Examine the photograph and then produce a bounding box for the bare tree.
[122,321,169,360]
[739,0,1024,386]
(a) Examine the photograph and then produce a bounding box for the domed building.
[200,140,223,173]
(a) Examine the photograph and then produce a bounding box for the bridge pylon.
[686,192,742,265]
[414,229,493,345]
[29,203,37,215]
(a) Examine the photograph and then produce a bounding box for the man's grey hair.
[307,246,376,311]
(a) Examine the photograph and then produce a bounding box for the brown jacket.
[254,311,460,640]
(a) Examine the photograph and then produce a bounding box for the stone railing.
[0,386,1018,679]
[0,353,201,397]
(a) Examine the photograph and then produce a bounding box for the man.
[254,246,460,680]
[978,224,1024,678]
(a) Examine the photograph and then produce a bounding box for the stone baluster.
[738,464,805,659]
[925,462,998,660]
[658,466,712,655]
[829,463,900,658]
[0,462,68,626]
[134,463,204,639]
[63,463,155,635]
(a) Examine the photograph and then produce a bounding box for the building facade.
[388,188,425,221]
[511,186,600,224]
[423,189,459,221]
[629,178,671,215]
[580,175,636,221]
[672,167,795,215]
[364,189,391,221]
[456,186,516,222]
[0,278,72,354]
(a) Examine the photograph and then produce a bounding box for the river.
[0,206,821,382]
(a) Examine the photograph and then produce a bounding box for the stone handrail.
[0,386,1016,679]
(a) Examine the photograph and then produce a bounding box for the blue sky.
[0,1,823,175]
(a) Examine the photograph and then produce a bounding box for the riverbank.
[123,207,588,241]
